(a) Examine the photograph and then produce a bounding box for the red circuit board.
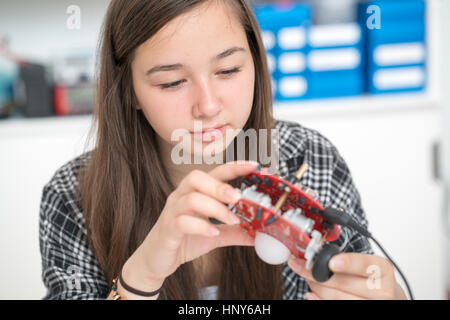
[234,169,340,259]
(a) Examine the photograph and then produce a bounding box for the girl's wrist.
[115,274,162,300]
[120,249,166,299]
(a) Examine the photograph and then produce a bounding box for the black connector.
[321,206,414,300]
[322,207,372,238]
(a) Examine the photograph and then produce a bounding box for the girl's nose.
[192,78,222,119]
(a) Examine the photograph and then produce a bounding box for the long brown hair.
[78,0,282,299]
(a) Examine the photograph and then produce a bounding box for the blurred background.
[0,0,449,299]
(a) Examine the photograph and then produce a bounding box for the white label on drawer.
[267,53,276,73]
[308,48,361,71]
[373,66,425,90]
[262,31,276,51]
[374,42,426,66]
[278,52,306,73]
[309,23,361,47]
[278,27,306,50]
[279,76,307,97]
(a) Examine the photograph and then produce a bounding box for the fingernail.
[225,188,242,202]
[330,256,345,271]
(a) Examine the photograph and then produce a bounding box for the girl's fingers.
[306,267,383,299]
[178,192,240,225]
[188,225,255,255]
[328,253,394,278]
[171,217,254,249]
[213,224,255,248]
[175,168,243,204]
[208,161,259,182]
[289,256,395,299]
[305,293,321,300]
[173,214,221,239]
[175,161,258,205]
[307,280,365,300]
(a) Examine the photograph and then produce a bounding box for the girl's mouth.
[192,125,227,142]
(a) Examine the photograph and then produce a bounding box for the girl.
[39,0,407,300]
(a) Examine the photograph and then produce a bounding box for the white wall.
[0,0,109,64]
[0,115,95,300]
[0,0,107,299]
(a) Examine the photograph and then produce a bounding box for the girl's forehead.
[136,1,245,57]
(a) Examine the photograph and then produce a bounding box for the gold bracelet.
[110,277,126,300]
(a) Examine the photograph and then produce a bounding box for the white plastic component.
[241,185,273,209]
[304,230,323,270]
[254,232,291,265]
[283,208,315,235]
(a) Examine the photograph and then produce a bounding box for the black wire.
[322,207,415,300]
[368,235,415,300]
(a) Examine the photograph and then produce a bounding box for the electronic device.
[229,163,414,300]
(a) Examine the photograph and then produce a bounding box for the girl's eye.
[220,67,241,76]
[159,67,242,90]
[160,80,185,89]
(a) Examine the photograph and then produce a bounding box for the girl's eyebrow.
[145,46,246,76]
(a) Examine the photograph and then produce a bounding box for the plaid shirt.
[39,119,374,300]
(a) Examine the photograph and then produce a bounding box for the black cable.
[321,207,415,300]
[368,235,415,300]
[322,207,372,238]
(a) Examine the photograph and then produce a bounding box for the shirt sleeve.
[327,144,375,255]
[39,182,109,299]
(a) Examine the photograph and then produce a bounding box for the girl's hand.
[288,253,408,300]
[125,161,258,285]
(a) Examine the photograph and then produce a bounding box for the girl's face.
[131,1,255,160]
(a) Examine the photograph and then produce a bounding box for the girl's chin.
[180,138,234,163]
[191,139,229,157]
